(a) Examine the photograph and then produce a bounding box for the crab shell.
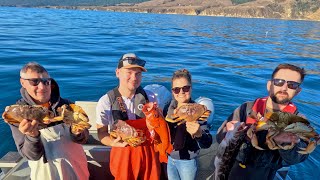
[2,105,54,125]
[109,120,146,147]
[265,112,316,151]
[57,104,92,131]
[264,111,310,128]
[249,112,319,154]
[284,122,320,154]
[166,103,211,125]
[284,122,314,133]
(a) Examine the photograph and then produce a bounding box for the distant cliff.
[3,0,320,21]
[0,0,147,6]
[101,0,320,21]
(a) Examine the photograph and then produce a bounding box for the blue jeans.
[167,155,198,180]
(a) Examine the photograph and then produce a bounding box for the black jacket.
[164,99,212,160]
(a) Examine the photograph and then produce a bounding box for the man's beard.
[270,91,291,104]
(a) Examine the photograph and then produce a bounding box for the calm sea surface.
[0,6,319,179]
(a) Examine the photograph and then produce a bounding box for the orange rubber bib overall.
[110,119,160,180]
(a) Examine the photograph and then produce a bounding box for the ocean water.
[0,6,319,179]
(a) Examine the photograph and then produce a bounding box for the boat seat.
[75,101,103,145]
[75,101,98,132]
[0,152,22,168]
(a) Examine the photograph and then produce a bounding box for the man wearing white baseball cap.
[96,53,161,180]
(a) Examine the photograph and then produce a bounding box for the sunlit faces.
[116,67,142,92]
[172,77,192,104]
[20,70,51,104]
[267,69,302,104]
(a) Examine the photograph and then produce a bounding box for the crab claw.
[247,125,264,150]
[256,121,267,129]
[165,117,184,123]
[256,120,274,131]
[298,141,317,154]
[199,110,211,121]
[317,137,320,145]
[278,142,296,150]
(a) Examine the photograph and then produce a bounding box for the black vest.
[107,86,149,122]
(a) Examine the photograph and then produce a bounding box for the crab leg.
[298,141,317,154]
[198,117,209,121]
[278,143,295,150]
[247,126,264,150]
[266,129,281,150]
[165,117,183,123]
[47,105,66,123]
[177,120,186,126]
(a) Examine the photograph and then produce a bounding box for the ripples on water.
[0,7,319,179]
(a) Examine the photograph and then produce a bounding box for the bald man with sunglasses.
[8,62,89,180]
[215,63,309,180]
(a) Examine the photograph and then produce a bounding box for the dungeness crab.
[57,104,92,132]
[165,103,211,125]
[2,104,91,132]
[109,120,146,147]
[248,111,320,154]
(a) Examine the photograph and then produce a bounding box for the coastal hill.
[1,0,320,21]
[101,0,320,21]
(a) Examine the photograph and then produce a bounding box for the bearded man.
[216,63,309,180]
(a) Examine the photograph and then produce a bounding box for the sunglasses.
[172,85,191,94]
[272,78,300,90]
[21,78,52,86]
[120,57,146,67]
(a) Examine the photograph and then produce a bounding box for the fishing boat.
[0,84,289,180]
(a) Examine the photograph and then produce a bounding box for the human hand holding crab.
[166,103,211,125]
[109,134,129,147]
[3,104,92,136]
[165,103,212,138]
[70,124,88,135]
[19,119,40,137]
[109,120,146,147]
[186,121,202,138]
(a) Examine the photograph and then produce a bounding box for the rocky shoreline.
[38,5,320,22]
[15,0,320,21]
